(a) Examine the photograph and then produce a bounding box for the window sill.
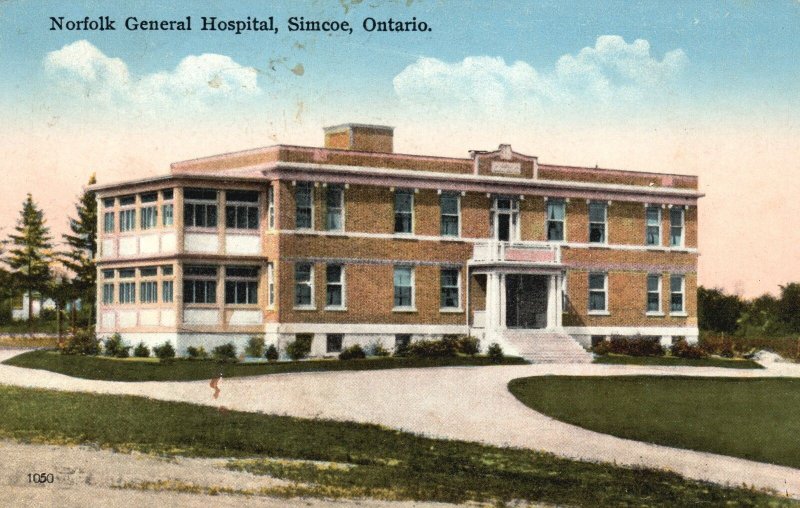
[393,307,417,313]
[670,311,688,317]
[293,306,317,311]
[439,308,464,313]
[588,310,610,316]
[393,232,415,238]
[224,229,261,235]
[324,306,348,312]
[646,312,665,317]
[295,228,315,233]
[185,227,218,233]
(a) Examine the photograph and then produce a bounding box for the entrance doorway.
[505,274,548,329]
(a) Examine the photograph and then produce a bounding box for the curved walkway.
[2,349,800,499]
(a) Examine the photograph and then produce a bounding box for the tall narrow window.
[183,265,217,304]
[394,190,413,234]
[326,265,345,308]
[646,206,661,246]
[118,268,136,303]
[546,199,565,241]
[225,190,259,230]
[225,266,259,304]
[491,197,518,242]
[102,283,114,304]
[184,188,218,228]
[267,263,275,307]
[162,189,174,227]
[325,186,344,231]
[588,272,607,312]
[393,266,414,308]
[139,266,158,303]
[267,185,275,229]
[647,274,661,313]
[440,193,460,237]
[140,193,158,230]
[294,263,314,307]
[670,274,685,313]
[588,202,607,243]
[440,268,460,309]
[670,207,685,247]
[162,280,174,303]
[119,195,136,232]
[295,182,313,230]
[103,212,115,233]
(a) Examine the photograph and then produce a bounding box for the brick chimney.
[323,124,394,153]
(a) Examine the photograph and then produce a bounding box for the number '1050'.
[28,473,54,484]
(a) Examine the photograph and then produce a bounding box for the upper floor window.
[102,283,114,304]
[184,188,218,228]
[325,264,345,308]
[118,268,135,304]
[295,182,313,230]
[647,274,661,313]
[103,198,115,208]
[267,185,275,229]
[267,263,275,307]
[588,272,607,313]
[393,266,414,309]
[183,265,217,304]
[546,199,565,241]
[670,274,685,313]
[670,207,685,247]
[394,190,414,234]
[162,189,174,227]
[588,202,607,243]
[440,268,460,309]
[440,193,460,237]
[225,190,259,230]
[646,206,661,246]
[119,195,136,232]
[225,266,259,304]
[325,186,344,231]
[162,264,173,303]
[491,197,518,242]
[140,193,158,230]
[103,212,114,233]
[294,262,314,307]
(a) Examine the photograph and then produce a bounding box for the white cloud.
[44,40,260,109]
[393,35,686,114]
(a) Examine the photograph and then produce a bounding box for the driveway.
[2,348,799,499]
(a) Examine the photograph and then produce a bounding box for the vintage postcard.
[0,1,798,507]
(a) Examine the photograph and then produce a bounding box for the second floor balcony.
[470,241,561,266]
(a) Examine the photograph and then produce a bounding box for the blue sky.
[0,0,799,296]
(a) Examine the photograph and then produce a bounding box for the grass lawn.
[509,376,800,470]
[0,385,794,507]
[594,353,763,369]
[3,349,527,382]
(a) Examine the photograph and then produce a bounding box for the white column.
[499,273,507,330]
[555,274,563,328]
[485,273,496,331]
[547,275,557,330]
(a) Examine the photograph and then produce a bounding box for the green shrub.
[264,344,279,361]
[339,344,366,360]
[407,338,458,358]
[245,336,265,358]
[671,339,708,359]
[286,334,312,360]
[186,346,209,360]
[487,342,504,362]
[458,336,481,356]
[103,333,130,358]
[598,336,665,357]
[366,340,390,357]
[133,342,150,358]
[153,342,176,362]
[213,342,238,363]
[60,329,100,356]
[592,339,611,356]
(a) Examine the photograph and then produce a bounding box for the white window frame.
[295,182,314,230]
[162,280,174,303]
[490,196,519,242]
[267,262,275,308]
[670,206,685,248]
[670,274,686,315]
[183,265,218,304]
[394,189,414,234]
[325,264,346,310]
[393,266,415,311]
[183,189,218,229]
[587,272,608,315]
[645,205,661,246]
[140,206,158,230]
[102,283,114,304]
[119,208,136,232]
[267,185,275,230]
[546,198,566,242]
[440,192,460,238]
[225,190,260,230]
[646,274,663,315]
[325,185,345,232]
[103,212,114,233]
[162,203,174,227]
[294,262,315,309]
[588,201,607,244]
[439,267,461,311]
[224,266,259,305]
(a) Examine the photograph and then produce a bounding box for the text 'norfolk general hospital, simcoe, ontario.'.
[48,15,432,35]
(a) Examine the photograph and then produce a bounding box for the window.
[325,185,344,231]
[103,197,115,208]
[326,334,343,353]
[546,199,565,241]
[225,190,259,230]
[119,209,136,232]
[103,212,114,233]
[162,189,174,227]
[393,266,414,308]
[162,280,174,303]
[184,188,218,228]
[119,267,136,304]
[395,334,411,352]
[140,207,157,230]
[647,274,661,313]
[183,265,217,304]
[295,182,313,229]
[394,190,413,234]
[670,274,685,313]
[225,266,259,304]
[267,185,275,229]
[440,268,460,309]
[326,265,344,308]
[588,202,607,243]
[140,281,157,303]
[491,197,519,242]
[670,207,685,247]
[588,272,607,312]
[440,193,460,237]
[102,283,114,304]
[294,263,314,307]
[267,263,275,307]
[119,195,135,206]
[646,206,661,246]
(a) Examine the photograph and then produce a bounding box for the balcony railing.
[471,241,561,264]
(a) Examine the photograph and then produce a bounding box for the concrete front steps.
[501,329,593,364]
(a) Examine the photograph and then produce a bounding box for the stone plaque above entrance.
[491,161,522,175]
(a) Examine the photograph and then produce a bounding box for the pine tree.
[6,193,53,324]
[62,174,97,326]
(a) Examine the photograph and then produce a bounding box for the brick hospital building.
[93,124,701,362]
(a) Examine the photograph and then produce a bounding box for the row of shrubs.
[592,336,708,359]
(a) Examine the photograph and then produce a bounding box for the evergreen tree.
[62,174,97,325]
[6,194,53,323]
